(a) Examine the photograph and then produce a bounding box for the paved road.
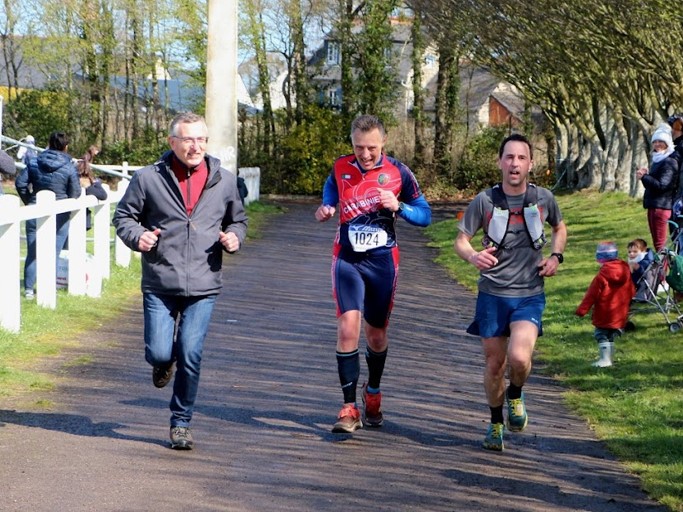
[0,200,666,512]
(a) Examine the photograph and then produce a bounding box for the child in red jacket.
[576,241,636,367]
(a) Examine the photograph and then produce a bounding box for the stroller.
[629,226,683,333]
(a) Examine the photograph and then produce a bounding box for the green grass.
[0,201,281,402]
[425,190,683,511]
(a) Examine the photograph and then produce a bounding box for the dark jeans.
[24,212,71,292]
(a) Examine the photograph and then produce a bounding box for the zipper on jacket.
[186,168,191,212]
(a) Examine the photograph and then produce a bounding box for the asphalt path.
[0,200,666,512]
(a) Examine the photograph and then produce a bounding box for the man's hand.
[378,189,400,212]
[138,228,160,252]
[315,204,336,222]
[538,255,560,277]
[469,246,499,270]
[219,231,240,252]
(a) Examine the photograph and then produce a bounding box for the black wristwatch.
[551,252,564,264]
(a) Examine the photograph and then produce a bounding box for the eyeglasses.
[173,136,209,146]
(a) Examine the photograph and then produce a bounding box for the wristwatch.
[550,252,564,264]
[397,202,405,213]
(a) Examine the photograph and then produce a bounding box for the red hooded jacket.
[576,259,635,329]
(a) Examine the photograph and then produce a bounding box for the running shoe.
[506,391,528,432]
[483,422,504,451]
[361,382,384,427]
[169,426,194,450]
[331,403,362,433]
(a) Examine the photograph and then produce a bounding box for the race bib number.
[349,225,388,252]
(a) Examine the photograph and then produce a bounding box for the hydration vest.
[482,183,547,250]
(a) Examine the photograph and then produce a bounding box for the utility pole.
[205,0,238,174]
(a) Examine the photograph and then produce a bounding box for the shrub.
[453,126,508,193]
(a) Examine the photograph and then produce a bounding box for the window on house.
[327,42,340,65]
[328,88,341,107]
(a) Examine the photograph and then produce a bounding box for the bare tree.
[244,0,277,156]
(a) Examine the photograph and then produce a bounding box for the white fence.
[0,164,260,334]
[0,182,130,333]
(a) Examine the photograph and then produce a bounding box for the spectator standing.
[113,112,248,450]
[77,145,107,230]
[16,135,37,165]
[237,174,248,204]
[636,124,678,252]
[314,114,431,433]
[15,132,80,299]
[454,133,567,452]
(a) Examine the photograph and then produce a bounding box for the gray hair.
[350,115,386,139]
[169,112,207,137]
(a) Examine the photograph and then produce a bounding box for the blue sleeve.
[398,194,431,227]
[322,174,339,206]
[67,166,81,199]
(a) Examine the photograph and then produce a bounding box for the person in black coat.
[636,124,679,251]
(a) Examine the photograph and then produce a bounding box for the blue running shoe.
[507,391,528,432]
[483,422,504,451]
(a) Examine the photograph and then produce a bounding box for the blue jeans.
[143,292,217,427]
[24,213,71,292]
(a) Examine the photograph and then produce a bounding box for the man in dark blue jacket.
[15,132,80,299]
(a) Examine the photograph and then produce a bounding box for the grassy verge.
[0,201,281,400]
[425,190,683,511]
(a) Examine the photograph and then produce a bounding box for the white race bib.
[348,225,388,252]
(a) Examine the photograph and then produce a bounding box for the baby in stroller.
[627,234,683,332]
[628,238,655,293]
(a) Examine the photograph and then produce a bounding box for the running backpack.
[483,183,547,250]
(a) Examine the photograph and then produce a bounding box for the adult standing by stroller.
[636,124,678,252]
